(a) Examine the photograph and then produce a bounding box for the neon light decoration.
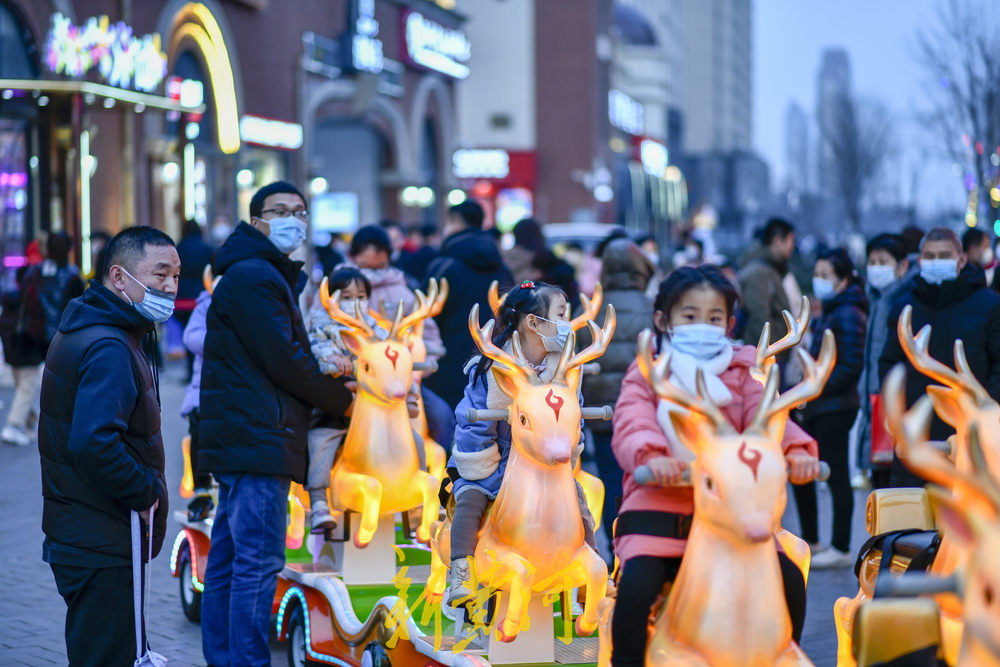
[44,13,167,93]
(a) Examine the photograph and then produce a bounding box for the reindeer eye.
[985,583,995,606]
[704,476,715,493]
[519,414,529,428]
[364,363,370,373]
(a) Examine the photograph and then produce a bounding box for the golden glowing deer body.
[427,302,616,641]
[853,368,1000,666]
[635,329,835,667]
[835,305,1000,666]
[318,279,445,548]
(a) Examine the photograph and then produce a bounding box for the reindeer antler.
[203,265,215,295]
[898,304,991,405]
[389,278,444,340]
[319,276,376,338]
[635,329,734,433]
[749,329,836,431]
[570,283,604,332]
[488,280,504,315]
[751,296,810,383]
[883,364,1000,513]
[468,303,540,384]
[553,304,616,383]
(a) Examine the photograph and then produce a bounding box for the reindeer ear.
[491,366,519,399]
[668,410,711,455]
[928,486,982,548]
[338,329,365,357]
[925,385,966,428]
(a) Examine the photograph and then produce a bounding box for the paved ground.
[0,359,868,666]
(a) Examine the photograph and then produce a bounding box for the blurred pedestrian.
[793,247,867,568]
[175,220,214,380]
[198,181,354,666]
[879,227,1000,487]
[181,284,214,521]
[504,217,545,282]
[398,222,440,280]
[738,217,796,347]
[579,239,654,548]
[39,227,177,665]
[425,199,513,408]
[859,234,910,488]
[963,227,991,270]
[379,219,407,264]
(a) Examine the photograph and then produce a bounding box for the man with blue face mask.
[879,227,1000,486]
[38,226,179,665]
[198,181,355,667]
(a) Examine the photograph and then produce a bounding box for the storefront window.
[0,118,29,287]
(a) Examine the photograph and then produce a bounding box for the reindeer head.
[319,278,443,404]
[751,295,810,384]
[897,304,1000,474]
[468,302,615,466]
[638,329,835,543]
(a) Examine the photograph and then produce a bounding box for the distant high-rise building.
[784,101,809,193]
[679,0,752,152]
[815,48,852,194]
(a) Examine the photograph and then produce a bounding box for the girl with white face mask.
[610,265,821,667]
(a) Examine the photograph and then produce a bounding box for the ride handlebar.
[465,405,614,423]
[634,460,831,486]
[873,572,959,599]
[412,360,438,373]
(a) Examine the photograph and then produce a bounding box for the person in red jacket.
[609,265,820,667]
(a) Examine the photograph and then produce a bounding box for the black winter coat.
[424,228,513,408]
[39,282,168,567]
[802,284,867,417]
[879,265,1000,441]
[198,222,353,483]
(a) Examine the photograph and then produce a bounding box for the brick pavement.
[0,360,867,666]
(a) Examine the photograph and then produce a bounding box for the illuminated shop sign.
[348,0,383,74]
[453,149,510,179]
[609,89,644,136]
[640,139,668,175]
[239,115,304,150]
[166,76,204,108]
[44,13,167,93]
[403,10,470,79]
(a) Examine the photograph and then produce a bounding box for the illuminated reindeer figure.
[372,280,450,480]
[835,305,1000,666]
[636,328,835,667]
[427,302,616,642]
[488,280,608,524]
[854,368,1000,666]
[317,278,443,548]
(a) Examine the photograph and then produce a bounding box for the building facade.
[0,0,465,282]
[815,47,851,195]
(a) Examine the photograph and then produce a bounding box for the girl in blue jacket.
[446,280,597,604]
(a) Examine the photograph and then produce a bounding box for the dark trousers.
[592,430,623,552]
[188,409,213,489]
[610,552,806,667]
[793,409,855,552]
[51,563,145,667]
[421,385,455,454]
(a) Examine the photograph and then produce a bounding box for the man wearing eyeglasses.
[197,181,355,667]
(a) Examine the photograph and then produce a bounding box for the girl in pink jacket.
[609,265,819,667]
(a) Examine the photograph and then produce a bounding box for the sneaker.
[808,542,827,555]
[187,490,215,522]
[1,424,30,447]
[310,500,337,534]
[811,547,854,570]
[851,471,871,490]
[446,558,473,607]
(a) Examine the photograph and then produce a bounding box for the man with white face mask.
[879,227,1000,487]
[39,226,178,665]
[198,181,355,667]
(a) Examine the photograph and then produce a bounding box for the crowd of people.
[24,177,1000,666]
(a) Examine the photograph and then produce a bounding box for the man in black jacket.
[879,227,1000,486]
[198,181,354,667]
[424,199,513,409]
[39,226,178,665]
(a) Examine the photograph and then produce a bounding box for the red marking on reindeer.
[384,346,399,369]
[545,389,564,421]
[738,441,762,481]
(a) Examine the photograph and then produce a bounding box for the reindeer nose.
[553,454,570,465]
[743,512,772,543]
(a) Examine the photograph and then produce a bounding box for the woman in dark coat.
[793,247,867,569]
